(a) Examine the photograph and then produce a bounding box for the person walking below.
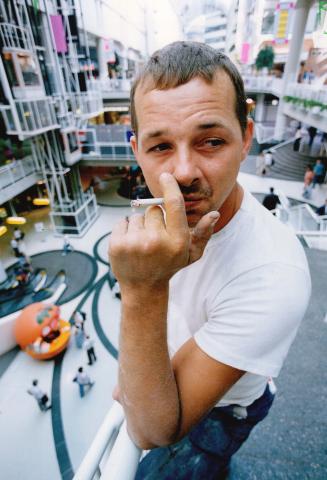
[84,335,97,365]
[27,379,51,411]
[293,126,303,152]
[312,159,325,188]
[10,238,21,257]
[303,165,314,199]
[13,227,24,242]
[316,199,327,216]
[262,187,280,212]
[73,367,94,398]
[62,235,74,256]
[307,126,317,148]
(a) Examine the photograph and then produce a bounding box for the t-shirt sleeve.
[194,262,311,377]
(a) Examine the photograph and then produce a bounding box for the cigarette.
[130,198,164,208]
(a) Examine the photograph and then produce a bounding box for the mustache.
[178,182,212,197]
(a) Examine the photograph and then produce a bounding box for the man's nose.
[172,147,200,187]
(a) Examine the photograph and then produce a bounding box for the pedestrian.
[256,152,266,176]
[109,41,310,479]
[316,199,327,216]
[293,126,303,152]
[262,187,280,212]
[72,310,86,331]
[307,126,317,148]
[62,235,74,256]
[312,159,325,188]
[73,322,86,349]
[303,165,314,199]
[27,379,51,412]
[10,237,21,257]
[73,367,94,398]
[13,227,24,242]
[84,335,97,365]
[112,280,121,299]
[264,150,274,173]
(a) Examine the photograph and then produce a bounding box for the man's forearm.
[119,284,180,449]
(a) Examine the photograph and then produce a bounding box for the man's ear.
[130,135,138,159]
[241,118,254,161]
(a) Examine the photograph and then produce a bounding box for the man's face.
[131,73,253,227]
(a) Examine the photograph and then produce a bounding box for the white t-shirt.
[167,189,311,407]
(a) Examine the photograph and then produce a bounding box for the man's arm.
[119,286,244,449]
[110,173,243,449]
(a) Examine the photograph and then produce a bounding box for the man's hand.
[109,172,219,289]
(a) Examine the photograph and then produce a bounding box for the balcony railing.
[0,156,39,190]
[50,188,99,236]
[0,98,59,137]
[74,402,141,480]
[70,91,103,119]
[80,125,136,163]
[243,75,282,96]
[0,22,32,51]
[0,155,41,205]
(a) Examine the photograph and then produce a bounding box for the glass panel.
[100,146,113,155]
[3,52,19,86]
[17,53,40,86]
[67,132,79,153]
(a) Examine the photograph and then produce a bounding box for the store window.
[17,53,40,86]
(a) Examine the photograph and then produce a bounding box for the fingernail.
[209,211,220,226]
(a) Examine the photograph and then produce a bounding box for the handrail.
[73,402,141,480]
[73,402,124,480]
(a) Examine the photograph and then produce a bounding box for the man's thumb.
[189,211,220,264]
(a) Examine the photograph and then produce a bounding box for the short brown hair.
[130,41,248,137]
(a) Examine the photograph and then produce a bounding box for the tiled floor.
[0,170,326,480]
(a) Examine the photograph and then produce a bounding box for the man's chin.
[186,210,201,228]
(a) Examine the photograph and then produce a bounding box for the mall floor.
[0,164,327,480]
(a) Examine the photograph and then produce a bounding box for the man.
[262,187,280,212]
[316,199,327,216]
[312,159,325,188]
[83,335,97,365]
[73,366,94,398]
[27,379,51,412]
[109,42,311,479]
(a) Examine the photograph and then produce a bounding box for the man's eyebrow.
[197,122,227,130]
[142,129,169,141]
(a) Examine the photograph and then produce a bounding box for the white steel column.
[255,93,265,123]
[274,0,314,140]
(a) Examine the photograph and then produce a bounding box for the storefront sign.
[273,2,294,45]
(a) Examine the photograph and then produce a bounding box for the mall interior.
[0,0,326,479]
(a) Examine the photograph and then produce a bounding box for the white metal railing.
[285,82,327,106]
[50,189,98,236]
[73,402,141,480]
[70,91,103,118]
[0,98,59,136]
[80,125,135,162]
[255,123,275,144]
[242,75,282,96]
[0,22,32,51]
[97,78,132,93]
[276,201,327,234]
[0,156,39,190]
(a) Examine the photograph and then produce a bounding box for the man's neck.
[213,183,244,234]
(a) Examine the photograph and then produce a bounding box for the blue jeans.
[135,384,275,480]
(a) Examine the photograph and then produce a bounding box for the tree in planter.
[255,46,275,72]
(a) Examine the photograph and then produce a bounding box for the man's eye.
[149,143,171,152]
[202,138,224,147]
